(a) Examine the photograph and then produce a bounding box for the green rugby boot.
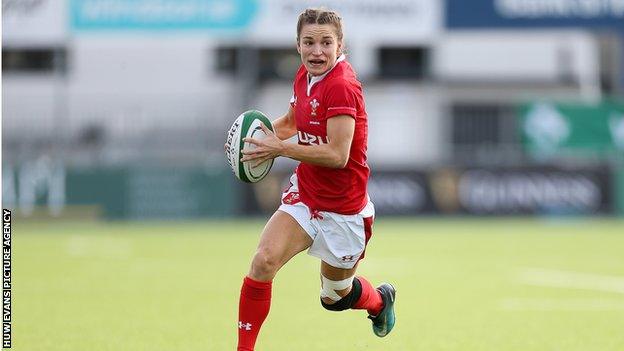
[367,283,396,337]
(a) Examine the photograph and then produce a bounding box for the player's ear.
[336,40,343,56]
[296,39,302,54]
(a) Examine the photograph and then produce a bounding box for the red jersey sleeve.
[290,65,307,108]
[323,80,358,120]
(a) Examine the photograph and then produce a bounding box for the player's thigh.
[255,210,313,267]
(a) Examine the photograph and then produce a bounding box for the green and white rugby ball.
[225,110,274,183]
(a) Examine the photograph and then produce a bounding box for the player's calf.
[320,275,362,311]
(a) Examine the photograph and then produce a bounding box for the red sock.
[352,276,384,316]
[237,276,272,351]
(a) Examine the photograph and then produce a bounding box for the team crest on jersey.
[310,99,319,117]
[282,192,301,205]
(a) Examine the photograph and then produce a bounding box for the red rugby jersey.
[289,56,369,214]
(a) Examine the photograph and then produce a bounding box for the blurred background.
[2,0,624,219]
[3,2,624,350]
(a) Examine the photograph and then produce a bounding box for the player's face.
[297,23,342,77]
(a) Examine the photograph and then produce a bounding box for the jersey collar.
[306,54,346,96]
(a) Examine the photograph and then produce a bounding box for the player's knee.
[250,248,280,278]
[320,276,362,312]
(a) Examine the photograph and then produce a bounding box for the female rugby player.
[236,8,396,350]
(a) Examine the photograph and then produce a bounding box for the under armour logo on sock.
[238,321,253,331]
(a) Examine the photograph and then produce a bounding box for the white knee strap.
[320,275,354,302]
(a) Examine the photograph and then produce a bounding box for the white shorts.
[278,173,375,269]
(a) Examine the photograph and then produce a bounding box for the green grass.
[14,218,624,350]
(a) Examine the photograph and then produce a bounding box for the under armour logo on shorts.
[340,255,355,262]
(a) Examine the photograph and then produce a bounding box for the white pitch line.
[517,268,624,295]
[500,298,624,311]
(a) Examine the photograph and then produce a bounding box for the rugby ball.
[225,110,275,183]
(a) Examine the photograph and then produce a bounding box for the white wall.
[67,37,235,136]
[2,0,67,46]
[2,76,65,138]
[433,31,601,99]
[365,83,444,166]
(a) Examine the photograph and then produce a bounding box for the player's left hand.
[241,123,285,168]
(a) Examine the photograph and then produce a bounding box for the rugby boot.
[367,283,396,337]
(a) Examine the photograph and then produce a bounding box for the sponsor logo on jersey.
[298,131,328,145]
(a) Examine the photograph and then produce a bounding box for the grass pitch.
[15,218,624,350]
